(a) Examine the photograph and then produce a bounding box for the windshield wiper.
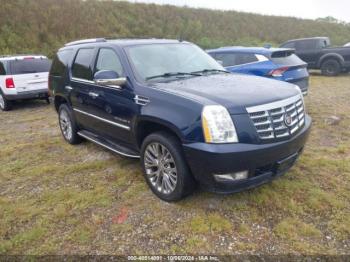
[146,72,201,81]
[192,69,229,74]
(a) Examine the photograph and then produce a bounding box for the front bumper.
[4,89,49,100]
[183,115,312,193]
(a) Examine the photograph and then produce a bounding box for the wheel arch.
[54,95,70,112]
[135,116,185,149]
[318,53,345,68]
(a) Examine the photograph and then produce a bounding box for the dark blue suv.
[49,39,312,201]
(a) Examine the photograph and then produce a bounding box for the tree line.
[0,0,349,57]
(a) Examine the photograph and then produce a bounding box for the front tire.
[141,131,196,202]
[321,59,341,76]
[58,104,81,144]
[0,92,12,111]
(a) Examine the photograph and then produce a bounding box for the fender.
[134,115,185,142]
[318,53,345,67]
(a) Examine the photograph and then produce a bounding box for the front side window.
[9,59,51,75]
[126,43,223,82]
[72,48,95,80]
[95,48,124,77]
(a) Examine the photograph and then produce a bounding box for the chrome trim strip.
[71,77,95,84]
[77,132,139,158]
[246,95,302,113]
[73,108,130,130]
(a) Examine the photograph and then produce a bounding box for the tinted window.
[214,53,258,67]
[10,59,51,75]
[271,52,304,65]
[295,40,317,51]
[72,48,95,80]
[50,49,73,77]
[235,54,258,65]
[0,61,6,75]
[95,48,123,76]
[214,53,237,67]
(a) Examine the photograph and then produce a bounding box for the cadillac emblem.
[284,113,293,127]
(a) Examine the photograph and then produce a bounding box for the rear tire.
[0,92,12,111]
[321,59,341,76]
[141,131,196,202]
[58,104,82,144]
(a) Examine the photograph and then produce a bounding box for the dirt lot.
[0,74,349,255]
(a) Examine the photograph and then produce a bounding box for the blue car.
[207,47,309,95]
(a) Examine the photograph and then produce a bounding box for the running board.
[77,130,140,158]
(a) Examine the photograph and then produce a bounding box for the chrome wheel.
[59,109,73,140]
[0,93,4,110]
[144,143,178,195]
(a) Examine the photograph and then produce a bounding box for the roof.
[206,46,293,55]
[62,38,186,48]
[0,55,47,61]
[282,37,330,43]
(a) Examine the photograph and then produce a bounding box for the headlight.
[202,105,238,143]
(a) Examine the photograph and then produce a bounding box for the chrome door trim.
[77,131,139,158]
[73,108,130,130]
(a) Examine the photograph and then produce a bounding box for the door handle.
[88,92,99,98]
[65,86,73,91]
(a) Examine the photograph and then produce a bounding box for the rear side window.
[95,48,124,76]
[50,49,73,77]
[9,59,51,75]
[214,53,258,67]
[271,51,304,65]
[295,40,317,51]
[0,62,6,75]
[72,48,95,80]
[214,53,237,67]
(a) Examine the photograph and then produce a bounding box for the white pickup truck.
[0,55,51,111]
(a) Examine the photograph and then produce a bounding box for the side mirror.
[93,70,126,89]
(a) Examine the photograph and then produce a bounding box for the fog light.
[214,171,248,182]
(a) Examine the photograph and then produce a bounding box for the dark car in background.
[207,47,309,95]
[49,38,311,201]
[280,37,350,76]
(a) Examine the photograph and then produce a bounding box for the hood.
[151,73,300,114]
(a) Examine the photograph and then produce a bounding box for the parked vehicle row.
[48,38,312,201]
[0,55,51,111]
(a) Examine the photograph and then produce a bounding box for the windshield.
[126,43,224,81]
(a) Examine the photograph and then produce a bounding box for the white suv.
[0,55,51,111]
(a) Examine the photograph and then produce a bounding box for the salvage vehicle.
[0,55,51,111]
[207,47,309,95]
[49,38,312,201]
[280,37,350,76]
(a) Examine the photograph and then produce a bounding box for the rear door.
[69,47,100,131]
[9,58,51,93]
[214,52,270,77]
[294,40,321,67]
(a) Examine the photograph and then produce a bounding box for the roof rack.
[64,38,107,47]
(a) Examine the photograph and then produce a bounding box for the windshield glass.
[126,43,224,81]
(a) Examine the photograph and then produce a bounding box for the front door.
[86,47,137,145]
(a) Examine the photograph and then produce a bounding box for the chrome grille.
[247,95,305,141]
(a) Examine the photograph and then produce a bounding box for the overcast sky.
[129,0,350,22]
